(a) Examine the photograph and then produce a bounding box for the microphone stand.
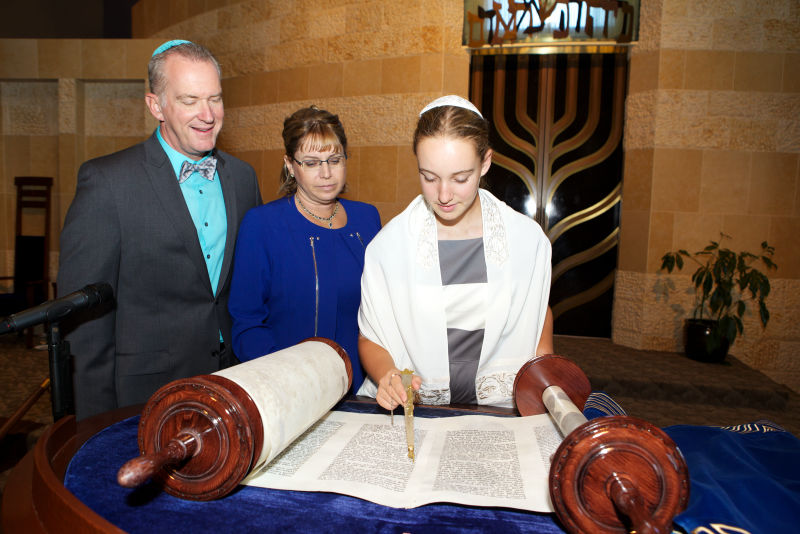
[46,322,74,421]
[1,282,111,422]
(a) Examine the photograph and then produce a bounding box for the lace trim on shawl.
[418,387,450,405]
[415,206,439,269]
[476,372,516,403]
[481,190,508,266]
[415,190,509,269]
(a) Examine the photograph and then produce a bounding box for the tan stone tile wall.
[619,0,800,391]
[623,2,800,275]
[0,38,161,284]
[128,0,469,224]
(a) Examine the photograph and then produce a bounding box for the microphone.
[0,283,114,335]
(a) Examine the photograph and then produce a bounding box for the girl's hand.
[375,369,421,410]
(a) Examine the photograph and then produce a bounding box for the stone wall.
[132,0,471,213]
[0,38,162,286]
[617,0,800,392]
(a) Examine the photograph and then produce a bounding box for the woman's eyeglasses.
[292,155,346,169]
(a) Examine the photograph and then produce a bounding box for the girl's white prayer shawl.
[357,189,552,407]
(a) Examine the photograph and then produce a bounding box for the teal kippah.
[152,40,192,57]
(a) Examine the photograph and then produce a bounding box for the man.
[58,40,262,420]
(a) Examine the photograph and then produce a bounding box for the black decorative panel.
[470,53,627,337]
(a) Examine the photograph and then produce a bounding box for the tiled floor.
[556,335,800,435]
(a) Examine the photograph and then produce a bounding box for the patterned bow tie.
[178,156,217,183]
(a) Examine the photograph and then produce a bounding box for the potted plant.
[660,234,777,363]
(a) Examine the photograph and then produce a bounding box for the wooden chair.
[0,176,54,347]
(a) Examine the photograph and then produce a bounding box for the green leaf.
[738,275,748,292]
[703,272,713,295]
[761,279,770,298]
[692,268,705,288]
[709,287,725,316]
[749,277,760,297]
[759,301,770,327]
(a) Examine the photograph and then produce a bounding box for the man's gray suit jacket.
[57,132,262,420]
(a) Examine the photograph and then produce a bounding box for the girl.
[358,95,553,410]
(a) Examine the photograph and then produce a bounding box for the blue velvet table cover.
[64,401,568,533]
[65,399,800,533]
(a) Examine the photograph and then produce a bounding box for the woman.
[358,95,553,410]
[229,106,381,391]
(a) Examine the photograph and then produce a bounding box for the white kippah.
[419,95,483,119]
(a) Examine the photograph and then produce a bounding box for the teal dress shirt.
[156,127,227,296]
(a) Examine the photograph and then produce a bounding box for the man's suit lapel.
[142,134,215,296]
[216,152,238,298]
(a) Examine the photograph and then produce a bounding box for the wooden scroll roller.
[117,337,352,500]
[513,354,690,534]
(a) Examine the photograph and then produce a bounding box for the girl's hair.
[413,105,490,161]
[279,106,348,196]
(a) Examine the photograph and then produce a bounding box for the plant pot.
[684,318,730,363]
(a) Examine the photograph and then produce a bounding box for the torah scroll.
[121,338,352,500]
